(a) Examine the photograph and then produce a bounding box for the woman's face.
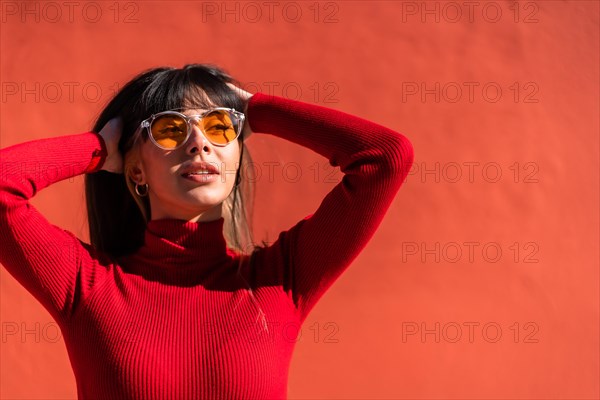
[129,104,241,223]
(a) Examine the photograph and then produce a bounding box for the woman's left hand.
[227,83,254,141]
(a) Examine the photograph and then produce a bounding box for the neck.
[149,202,223,223]
[121,216,235,282]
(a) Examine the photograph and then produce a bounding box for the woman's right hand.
[226,83,254,141]
[98,117,123,174]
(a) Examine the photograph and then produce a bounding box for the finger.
[226,83,249,99]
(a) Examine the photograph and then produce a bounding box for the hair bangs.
[134,66,245,120]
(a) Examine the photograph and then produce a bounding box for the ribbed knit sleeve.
[0,131,110,325]
[246,93,414,324]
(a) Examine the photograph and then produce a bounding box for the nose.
[185,125,211,155]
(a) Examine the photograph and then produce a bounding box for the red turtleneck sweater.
[0,92,414,399]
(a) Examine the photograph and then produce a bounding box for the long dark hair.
[84,64,257,259]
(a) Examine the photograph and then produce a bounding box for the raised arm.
[245,92,414,323]
[0,131,111,325]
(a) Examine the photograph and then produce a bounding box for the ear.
[129,163,145,185]
[125,152,146,185]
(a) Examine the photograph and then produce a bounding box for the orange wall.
[1,1,598,399]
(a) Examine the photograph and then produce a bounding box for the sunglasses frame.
[136,107,245,150]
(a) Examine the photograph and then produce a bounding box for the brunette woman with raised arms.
[0,64,414,399]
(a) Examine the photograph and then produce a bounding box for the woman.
[0,64,414,399]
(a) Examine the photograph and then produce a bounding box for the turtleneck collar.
[123,217,236,279]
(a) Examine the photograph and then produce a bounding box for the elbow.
[0,176,27,211]
[379,131,415,184]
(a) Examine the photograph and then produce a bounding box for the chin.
[185,190,227,207]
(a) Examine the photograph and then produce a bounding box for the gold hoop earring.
[135,183,149,197]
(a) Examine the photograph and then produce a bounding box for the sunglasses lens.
[150,114,188,149]
[199,110,240,145]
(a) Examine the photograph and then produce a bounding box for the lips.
[180,161,220,177]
